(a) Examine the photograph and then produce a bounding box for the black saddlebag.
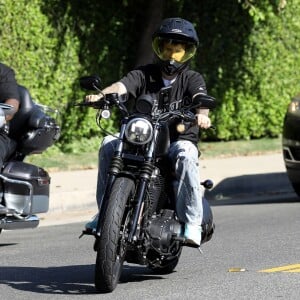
[0,161,50,215]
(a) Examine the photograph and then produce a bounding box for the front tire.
[94,177,135,293]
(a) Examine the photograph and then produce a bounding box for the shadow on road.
[205,171,299,206]
[0,243,17,247]
[120,265,165,283]
[0,264,164,295]
[0,265,96,294]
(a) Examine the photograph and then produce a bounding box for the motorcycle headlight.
[125,118,153,145]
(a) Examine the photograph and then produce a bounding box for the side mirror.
[79,75,102,91]
[192,94,216,109]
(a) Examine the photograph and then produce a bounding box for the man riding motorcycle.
[0,62,20,167]
[85,17,211,247]
[0,62,20,214]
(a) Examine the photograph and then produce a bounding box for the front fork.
[92,158,152,251]
[93,123,158,249]
[127,125,160,242]
[92,125,127,250]
[127,162,153,242]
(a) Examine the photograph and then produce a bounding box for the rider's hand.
[85,94,103,103]
[196,113,211,129]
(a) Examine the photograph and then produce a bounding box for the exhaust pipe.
[0,215,39,230]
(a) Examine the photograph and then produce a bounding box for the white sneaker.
[85,213,99,231]
[0,204,7,214]
[184,223,202,246]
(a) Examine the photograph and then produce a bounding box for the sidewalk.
[39,152,297,226]
[39,169,98,226]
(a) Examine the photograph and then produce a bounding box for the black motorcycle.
[79,75,215,293]
[0,85,60,233]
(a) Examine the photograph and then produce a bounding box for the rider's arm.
[187,72,211,129]
[86,68,146,102]
[0,63,20,121]
[85,82,127,102]
[102,82,127,95]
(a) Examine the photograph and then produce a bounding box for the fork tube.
[95,123,127,237]
[145,123,159,160]
[128,128,157,242]
[128,177,149,242]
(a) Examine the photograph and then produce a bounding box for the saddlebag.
[0,161,50,215]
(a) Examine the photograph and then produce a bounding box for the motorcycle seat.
[8,85,36,140]
[8,85,60,155]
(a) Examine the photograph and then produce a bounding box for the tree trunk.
[134,0,165,67]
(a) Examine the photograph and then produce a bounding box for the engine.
[146,209,182,254]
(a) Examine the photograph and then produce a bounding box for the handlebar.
[76,93,215,131]
[75,100,104,109]
[75,93,120,109]
[0,103,14,114]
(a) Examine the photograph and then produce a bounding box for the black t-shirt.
[0,63,20,103]
[120,64,207,144]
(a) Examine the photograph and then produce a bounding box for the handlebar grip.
[75,100,104,109]
[183,111,196,122]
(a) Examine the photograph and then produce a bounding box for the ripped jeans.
[96,135,203,226]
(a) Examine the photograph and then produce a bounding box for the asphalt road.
[1,194,300,300]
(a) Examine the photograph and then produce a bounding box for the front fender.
[116,171,136,181]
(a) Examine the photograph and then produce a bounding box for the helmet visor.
[152,37,197,63]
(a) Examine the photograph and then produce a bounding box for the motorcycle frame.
[94,116,162,249]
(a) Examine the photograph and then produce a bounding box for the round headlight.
[125,118,153,145]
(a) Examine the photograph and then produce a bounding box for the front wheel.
[94,177,135,293]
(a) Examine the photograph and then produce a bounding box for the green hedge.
[0,0,140,151]
[0,0,299,152]
[194,0,300,140]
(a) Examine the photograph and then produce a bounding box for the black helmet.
[152,18,199,76]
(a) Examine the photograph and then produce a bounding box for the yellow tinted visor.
[152,37,197,63]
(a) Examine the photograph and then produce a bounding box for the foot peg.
[201,179,214,190]
[173,235,201,248]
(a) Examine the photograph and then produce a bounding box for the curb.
[38,153,298,226]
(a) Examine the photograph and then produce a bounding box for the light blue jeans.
[96,136,203,227]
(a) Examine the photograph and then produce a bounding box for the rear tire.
[94,177,135,293]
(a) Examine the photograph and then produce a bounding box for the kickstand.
[79,229,95,239]
[197,246,203,254]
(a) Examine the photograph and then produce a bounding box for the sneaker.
[0,204,7,215]
[85,213,99,231]
[184,223,202,247]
